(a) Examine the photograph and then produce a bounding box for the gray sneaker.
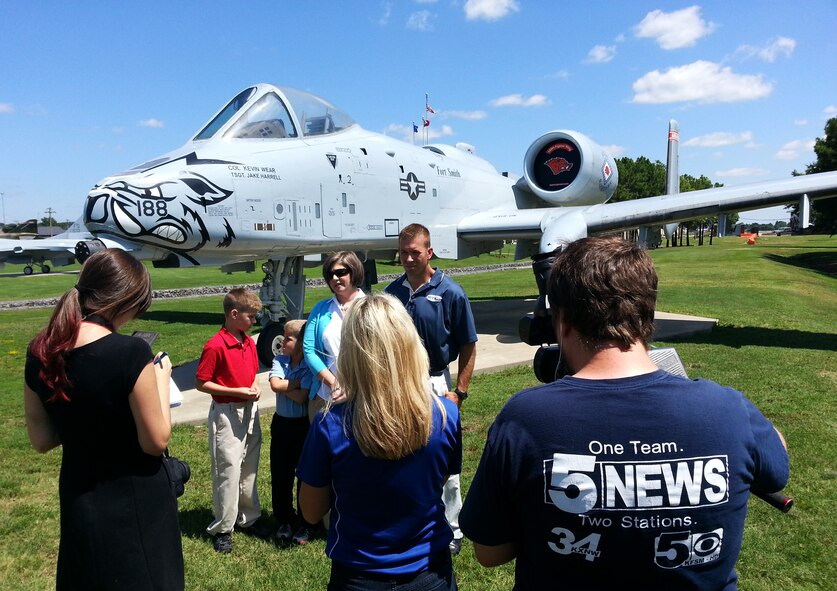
[449,538,462,556]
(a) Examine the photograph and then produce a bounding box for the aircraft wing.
[458,171,837,252]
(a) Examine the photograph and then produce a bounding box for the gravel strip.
[0,261,532,310]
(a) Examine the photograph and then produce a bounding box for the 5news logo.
[543,452,730,513]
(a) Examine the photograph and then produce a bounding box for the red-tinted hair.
[29,249,152,402]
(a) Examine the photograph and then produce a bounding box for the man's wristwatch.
[454,388,468,402]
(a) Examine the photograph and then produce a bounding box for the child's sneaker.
[292,525,313,545]
[275,523,294,543]
[213,532,233,553]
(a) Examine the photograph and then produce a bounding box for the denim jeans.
[327,550,457,591]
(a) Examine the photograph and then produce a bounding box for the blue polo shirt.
[385,269,477,374]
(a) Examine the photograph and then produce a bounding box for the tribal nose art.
[85,173,235,257]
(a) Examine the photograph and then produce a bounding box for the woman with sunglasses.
[303,251,365,423]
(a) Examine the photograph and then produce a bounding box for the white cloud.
[407,10,433,31]
[545,70,569,80]
[735,37,796,62]
[464,0,519,21]
[489,93,550,107]
[585,45,616,64]
[632,61,773,104]
[444,110,487,121]
[794,119,808,126]
[424,124,455,140]
[601,144,627,157]
[112,127,125,134]
[715,167,770,178]
[684,131,753,148]
[774,139,814,160]
[825,105,837,116]
[385,122,454,142]
[634,6,716,50]
[0,103,14,114]
[377,2,393,26]
[139,118,165,128]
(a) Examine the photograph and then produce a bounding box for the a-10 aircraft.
[75,83,837,364]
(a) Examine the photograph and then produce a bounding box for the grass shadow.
[763,250,837,279]
[667,325,837,352]
[177,507,216,540]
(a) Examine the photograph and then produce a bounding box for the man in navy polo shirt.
[386,223,477,556]
[460,237,789,589]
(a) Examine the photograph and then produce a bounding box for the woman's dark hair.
[29,249,153,402]
[322,251,364,289]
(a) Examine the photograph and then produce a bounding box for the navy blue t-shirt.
[460,370,789,590]
[385,269,477,374]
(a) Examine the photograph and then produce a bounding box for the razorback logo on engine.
[399,171,426,200]
[545,157,574,175]
[85,172,236,263]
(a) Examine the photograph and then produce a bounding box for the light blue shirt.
[268,355,312,418]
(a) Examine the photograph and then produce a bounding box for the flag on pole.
[426,104,435,114]
[412,122,419,133]
[422,117,430,128]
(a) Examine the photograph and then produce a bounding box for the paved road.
[170,299,717,425]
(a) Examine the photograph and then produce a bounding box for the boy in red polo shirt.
[196,287,270,553]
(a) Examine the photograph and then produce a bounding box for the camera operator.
[460,236,789,590]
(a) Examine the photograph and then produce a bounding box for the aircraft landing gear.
[257,322,286,367]
[256,256,306,366]
[22,261,51,275]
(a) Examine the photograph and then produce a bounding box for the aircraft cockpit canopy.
[194,85,356,141]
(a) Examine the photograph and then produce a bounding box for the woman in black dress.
[24,249,184,590]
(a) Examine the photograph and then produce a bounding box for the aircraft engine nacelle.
[522,130,618,206]
[74,239,107,264]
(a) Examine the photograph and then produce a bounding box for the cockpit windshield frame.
[194,86,257,141]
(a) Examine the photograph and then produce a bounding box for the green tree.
[611,156,666,202]
[612,157,733,233]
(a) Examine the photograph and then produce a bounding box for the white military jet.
[0,217,122,275]
[77,83,837,363]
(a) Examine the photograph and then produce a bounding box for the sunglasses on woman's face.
[329,268,351,279]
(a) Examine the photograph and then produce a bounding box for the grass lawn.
[1,235,835,589]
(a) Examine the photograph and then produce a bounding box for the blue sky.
[1,1,835,226]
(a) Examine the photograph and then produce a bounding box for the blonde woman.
[298,293,461,590]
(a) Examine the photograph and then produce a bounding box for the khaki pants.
[206,400,262,535]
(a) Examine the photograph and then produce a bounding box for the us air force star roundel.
[399,172,426,200]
